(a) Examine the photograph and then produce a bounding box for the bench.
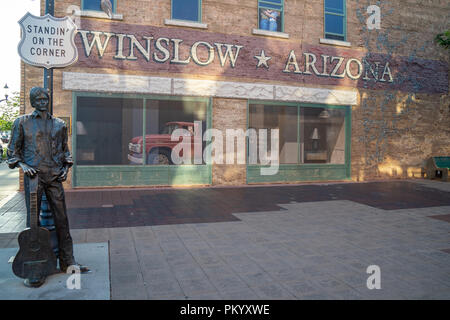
[423,156,450,181]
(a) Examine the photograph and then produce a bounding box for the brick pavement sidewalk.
[1,180,449,300]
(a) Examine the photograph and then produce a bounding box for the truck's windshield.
[161,124,179,134]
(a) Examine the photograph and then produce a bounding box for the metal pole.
[41,0,58,257]
[43,0,54,114]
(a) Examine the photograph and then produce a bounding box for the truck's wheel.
[147,148,173,165]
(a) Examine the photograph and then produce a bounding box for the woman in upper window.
[260,9,280,31]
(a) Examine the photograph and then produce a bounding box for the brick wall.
[212,98,247,185]
[23,0,449,188]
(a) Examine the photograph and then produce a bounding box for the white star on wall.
[254,50,271,69]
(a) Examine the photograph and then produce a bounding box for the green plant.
[0,92,20,132]
[435,30,450,49]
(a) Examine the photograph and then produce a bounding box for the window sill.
[80,10,123,20]
[252,28,290,39]
[319,38,351,47]
[164,19,208,29]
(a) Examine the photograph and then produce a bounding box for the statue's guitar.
[12,176,57,280]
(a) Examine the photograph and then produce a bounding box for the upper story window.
[172,0,201,22]
[324,0,346,41]
[82,0,116,12]
[258,0,284,33]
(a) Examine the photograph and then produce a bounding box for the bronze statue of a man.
[7,87,88,287]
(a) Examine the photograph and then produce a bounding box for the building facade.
[20,0,449,189]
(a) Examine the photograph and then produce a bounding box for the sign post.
[17,2,78,256]
[44,0,54,114]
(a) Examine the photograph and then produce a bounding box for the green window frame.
[171,0,202,23]
[258,0,284,33]
[72,92,212,187]
[246,101,352,184]
[324,0,347,41]
[81,0,117,13]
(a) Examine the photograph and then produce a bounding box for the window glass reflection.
[249,104,298,164]
[172,0,200,22]
[82,0,115,12]
[76,97,142,165]
[300,107,346,164]
[143,100,207,165]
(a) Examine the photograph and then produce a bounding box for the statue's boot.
[24,277,45,288]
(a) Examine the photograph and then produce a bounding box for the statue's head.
[30,87,49,112]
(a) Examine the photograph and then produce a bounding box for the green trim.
[297,104,301,164]
[72,91,212,187]
[299,102,347,110]
[246,100,352,183]
[71,92,77,188]
[74,165,211,187]
[324,0,347,41]
[245,99,249,184]
[207,97,213,184]
[171,0,202,23]
[249,100,298,107]
[345,106,352,178]
[81,0,117,13]
[434,157,450,168]
[247,164,349,183]
[142,98,147,165]
[258,0,285,33]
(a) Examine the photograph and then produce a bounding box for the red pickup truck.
[128,121,200,165]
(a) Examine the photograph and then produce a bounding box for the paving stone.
[145,278,184,297]
[109,239,136,256]
[311,276,354,292]
[173,264,207,281]
[70,229,87,243]
[185,292,222,300]
[335,272,369,289]
[282,279,322,298]
[148,293,187,300]
[112,283,147,300]
[2,180,450,300]
[239,270,275,287]
[110,259,141,277]
[202,264,238,280]
[219,288,261,300]
[139,254,170,270]
[86,228,110,242]
[209,275,250,294]
[332,288,366,300]
[178,278,218,296]
[131,226,155,240]
[251,281,296,300]
[189,248,224,266]
[142,268,177,285]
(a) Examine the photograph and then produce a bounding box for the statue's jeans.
[24,167,75,266]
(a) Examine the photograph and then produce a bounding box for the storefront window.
[249,104,298,164]
[300,107,346,164]
[258,0,284,32]
[144,99,207,165]
[76,97,208,166]
[248,103,347,166]
[76,97,143,165]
